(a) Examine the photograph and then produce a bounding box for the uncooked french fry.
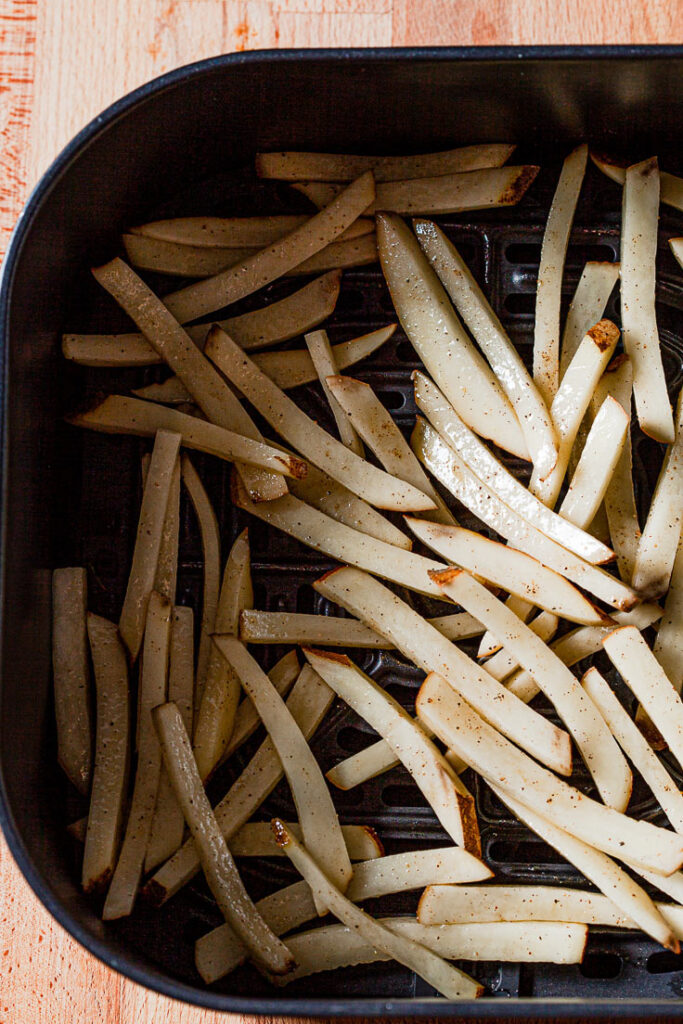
[414,220,558,480]
[377,213,529,460]
[481,611,558,682]
[228,822,383,861]
[621,157,674,443]
[431,569,631,810]
[163,172,375,323]
[305,331,363,455]
[52,567,92,794]
[82,614,129,894]
[314,566,572,775]
[218,651,300,766]
[592,153,683,212]
[152,701,295,975]
[272,820,482,999]
[559,396,629,529]
[304,648,480,852]
[239,609,483,648]
[653,532,683,692]
[325,374,455,525]
[256,144,516,182]
[131,215,373,246]
[560,262,620,378]
[153,456,180,602]
[533,145,588,404]
[103,592,172,920]
[118,430,180,661]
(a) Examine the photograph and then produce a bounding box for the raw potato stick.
[118,430,180,662]
[82,615,130,894]
[558,396,630,529]
[52,567,92,794]
[560,261,620,378]
[305,331,364,455]
[481,611,559,683]
[620,157,674,443]
[533,144,588,404]
[103,592,172,920]
[153,702,295,975]
[653,531,683,691]
[592,153,683,212]
[228,822,384,861]
[218,651,301,767]
[131,216,373,246]
[413,219,558,480]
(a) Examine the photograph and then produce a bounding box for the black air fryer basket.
[1,47,683,1017]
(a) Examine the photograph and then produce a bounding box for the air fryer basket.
[2,48,683,1017]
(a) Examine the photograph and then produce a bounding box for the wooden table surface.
[1,2,682,1022]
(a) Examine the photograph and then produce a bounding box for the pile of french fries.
[52,142,683,998]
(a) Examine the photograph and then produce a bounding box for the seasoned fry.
[560,262,620,378]
[632,389,683,598]
[315,566,572,775]
[256,144,516,182]
[533,145,588,404]
[583,667,683,833]
[272,821,482,999]
[378,213,529,460]
[305,332,363,455]
[228,822,383,861]
[413,372,612,564]
[153,456,180,602]
[82,615,129,894]
[559,396,629,529]
[192,530,252,781]
[163,172,375,323]
[131,215,374,246]
[103,592,172,920]
[431,569,631,810]
[416,672,683,876]
[413,220,557,479]
[52,567,92,794]
[653,532,683,692]
[304,648,480,852]
[621,157,674,442]
[292,181,342,208]
[239,609,483,648]
[325,374,455,525]
[592,153,683,212]
[153,702,295,975]
[117,430,180,661]
[481,611,559,682]
[218,651,300,766]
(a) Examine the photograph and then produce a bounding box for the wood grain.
[0,2,681,1022]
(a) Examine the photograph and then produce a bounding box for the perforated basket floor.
[59,155,683,1001]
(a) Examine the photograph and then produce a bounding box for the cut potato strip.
[603,626,683,774]
[131,215,373,246]
[413,220,557,479]
[560,262,620,378]
[413,372,612,564]
[592,153,683,212]
[231,475,447,598]
[405,445,637,612]
[490,786,679,951]
[559,396,629,529]
[635,868,683,906]
[431,569,631,810]
[144,664,334,905]
[239,609,483,648]
[506,603,663,704]
[152,701,295,975]
[529,321,620,507]
[219,651,300,766]
[117,430,180,661]
[153,456,180,602]
[583,667,683,833]
[103,592,172,920]
[62,271,342,365]
[304,648,480,853]
[292,181,341,208]
[272,820,482,999]
[92,258,287,502]
[410,526,609,625]
[621,158,674,443]
[632,389,683,598]
[325,375,455,525]
[533,145,588,404]
[214,639,351,906]
[305,332,363,455]
[315,567,571,776]
[416,672,683,875]
[326,723,435,791]
[273,919,587,984]
[482,611,559,683]
[256,144,516,182]
[207,327,433,511]
[68,395,307,480]
[419,884,683,938]
[82,615,129,894]
[654,532,683,692]
[145,605,195,872]
[229,822,383,861]
[672,237,683,269]
[193,530,252,781]
[378,213,529,460]
[52,567,92,794]
[163,172,375,324]
[288,234,378,274]
[181,455,221,710]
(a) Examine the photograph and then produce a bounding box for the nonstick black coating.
[2,47,683,1017]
